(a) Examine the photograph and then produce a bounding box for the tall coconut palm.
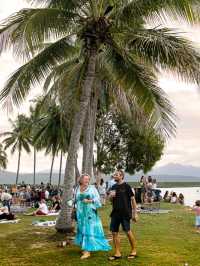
[33,101,69,184]
[28,106,39,185]
[0,143,7,170]
[1,115,31,184]
[28,97,52,185]
[1,1,200,231]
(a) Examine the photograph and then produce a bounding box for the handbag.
[71,207,77,221]
[71,186,78,221]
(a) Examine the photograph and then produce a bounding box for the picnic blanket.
[0,219,20,224]
[139,209,172,214]
[32,220,56,227]
[47,212,60,216]
[32,212,60,216]
[11,206,28,213]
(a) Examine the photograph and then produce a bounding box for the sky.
[0,1,200,173]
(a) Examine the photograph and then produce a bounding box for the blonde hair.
[79,174,90,185]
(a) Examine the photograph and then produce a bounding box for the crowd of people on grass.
[0,183,62,219]
[163,190,185,205]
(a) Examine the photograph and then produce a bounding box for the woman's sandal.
[109,256,122,261]
[127,254,137,259]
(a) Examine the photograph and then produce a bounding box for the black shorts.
[110,215,131,232]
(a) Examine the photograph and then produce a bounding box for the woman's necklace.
[80,185,88,192]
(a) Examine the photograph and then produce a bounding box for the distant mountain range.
[149,163,200,177]
[0,163,200,184]
[0,170,64,185]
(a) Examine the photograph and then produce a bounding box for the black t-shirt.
[110,182,134,219]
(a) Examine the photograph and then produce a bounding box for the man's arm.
[131,196,139,222]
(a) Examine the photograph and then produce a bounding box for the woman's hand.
[82,199,93,204]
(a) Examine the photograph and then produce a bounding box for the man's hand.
[108,190,116,198]
[132,211,139,222]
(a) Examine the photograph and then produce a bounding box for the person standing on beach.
[192,200,200,233]
[108,170,138,261]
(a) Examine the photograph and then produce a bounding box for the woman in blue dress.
[74,174,111,259]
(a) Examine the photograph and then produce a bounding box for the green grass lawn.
[0,203,199,266]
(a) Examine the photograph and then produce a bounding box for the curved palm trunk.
[58,150,63,187]
[82,90,98,179]
[49,154,55,185]
[55,49,97,232]
[75,154,80,185]
[16,149,21,184]
[33,147,36,185]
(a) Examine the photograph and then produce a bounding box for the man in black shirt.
[108,170,138,260]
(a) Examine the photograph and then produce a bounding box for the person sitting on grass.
[50,196,61,212]
[26,199,49,216]
[170,192,178,204]
[0,206,16,220]
[178,193,184,205]
[192,200,200,233]
[163,191,170,202]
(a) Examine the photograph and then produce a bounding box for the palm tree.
[1,115,31,184]
[0,1,200,231]
[28,106,39,185]
[0,143,7,170]
[33,100,69,185]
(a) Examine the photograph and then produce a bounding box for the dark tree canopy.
[95,111,164,175]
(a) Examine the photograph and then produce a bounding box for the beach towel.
[0,219,20,224]
[32,220,56,227]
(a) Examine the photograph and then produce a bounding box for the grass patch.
[0,203,199,265]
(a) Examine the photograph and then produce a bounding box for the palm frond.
[44,60,86,117]
[127,27,200,85]
[27,0,88,11]
[116,0,200,25]
[101,45,176,138]
[0,8,78,58]
[43,57,81,92]
[0,144,7,169]
[0,36,78,110]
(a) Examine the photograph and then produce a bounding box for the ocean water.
[159,187,200,207]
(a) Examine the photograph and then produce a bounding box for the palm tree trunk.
[87,90,98,179]
[49,154,55,185]
[16,149,21,184]
[33,148,36,185]
[75,154,80,185]
[82,90,98,178]
[82,104,91,174]
[55,48,97,232]
[58,150,63,187]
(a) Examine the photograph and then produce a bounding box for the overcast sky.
[0,1,200,173]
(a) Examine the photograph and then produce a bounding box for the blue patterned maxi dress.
[74,185,111,252]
